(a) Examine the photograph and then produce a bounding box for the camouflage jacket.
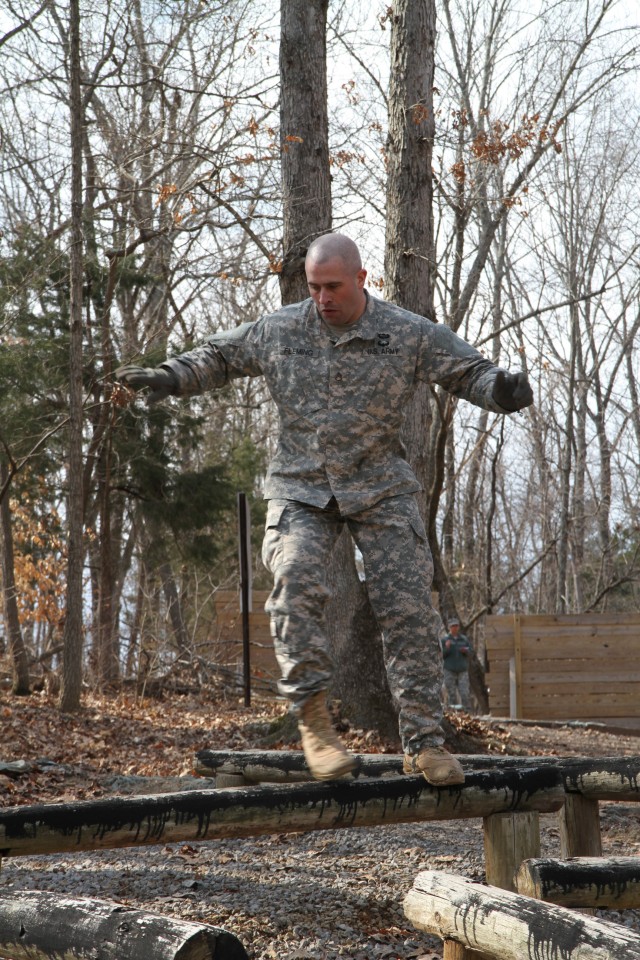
[162,293,509,515]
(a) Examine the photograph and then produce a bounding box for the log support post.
[444,938,493,960]
[560,793,602,857]
[483,810,540,892]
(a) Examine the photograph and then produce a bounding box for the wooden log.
[194,750,640,798]
[516,856,640,909]
[0,767,564,859]
[560,794,602,858]
[483,811,540,892]
[0,890,248,960]
[560,757,640,801]
[404,870,640,960]
[194,748,404,782]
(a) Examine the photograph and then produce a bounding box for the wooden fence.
[485,612,640,724]
[211,589,279,691]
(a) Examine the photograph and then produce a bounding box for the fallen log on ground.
[404,870,640,960]
[0,766,564,859]
[516,856,640,908]
[0,890,248,960]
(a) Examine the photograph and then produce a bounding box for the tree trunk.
[59,0,85,712]
[277,0,392,733]
[0,461,30,695]
[325,531,398,740]
[384,0,439,524]
[279,0,331,302]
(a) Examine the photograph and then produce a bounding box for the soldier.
[441,618,473,713]
[117,233,533,786]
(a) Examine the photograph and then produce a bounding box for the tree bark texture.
[384,0,453,615]
[404,871,640,960]
[384,0,437,506]
[59,0,85,712]
[0,461,30,694]
[385,0,436,320]
[0,891,248,960]
[325,529,399,739]
[279,0,331,303]
[277,0,393,734]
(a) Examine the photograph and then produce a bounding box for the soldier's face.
[306,257,367,326]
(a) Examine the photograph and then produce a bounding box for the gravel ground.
[3,699,640,959]
[2,794,640,958]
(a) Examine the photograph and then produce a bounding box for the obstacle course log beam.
[0,890,248,960]
[516,856,640,909]
[195,750,640,797]
[194,748,402,782]
[404,870,640,960]
[0,767,564,859]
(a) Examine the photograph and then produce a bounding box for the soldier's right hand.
[115,364,177,403]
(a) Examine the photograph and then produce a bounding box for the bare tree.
[0,460,30,694]
[59,0,85,711]
[279,0,331,301]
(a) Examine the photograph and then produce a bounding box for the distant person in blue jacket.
[441,618,473,712]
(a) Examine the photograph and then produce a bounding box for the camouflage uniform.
[162,293,508,753]
[441,630,473,712]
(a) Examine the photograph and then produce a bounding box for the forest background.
[0,0,639,723]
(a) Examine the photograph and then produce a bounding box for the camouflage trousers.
[443,669,472,712]
[261,495,445,753]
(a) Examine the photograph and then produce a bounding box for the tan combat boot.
[403,745,465,786]
[298,692,356,781]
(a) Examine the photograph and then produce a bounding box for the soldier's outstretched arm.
[116,322,262,401]
[492,369,533,412]
[115,364,178,403]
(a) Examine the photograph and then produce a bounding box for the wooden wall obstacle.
[485,612,640,724]
[211,589,278,691]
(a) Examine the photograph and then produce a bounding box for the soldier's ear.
[357,268,367,289]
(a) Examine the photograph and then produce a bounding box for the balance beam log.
[516,856,640,909]
[0,767,563,859]
[0,891,248,960]
[194,749,402,782]
[194,750,640,796]
[404,870,640,960]
[560,757,640,801]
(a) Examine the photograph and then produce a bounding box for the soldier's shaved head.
[305,233,367,326]
[306,233,362,272]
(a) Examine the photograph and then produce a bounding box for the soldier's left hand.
[493,370,533,412]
